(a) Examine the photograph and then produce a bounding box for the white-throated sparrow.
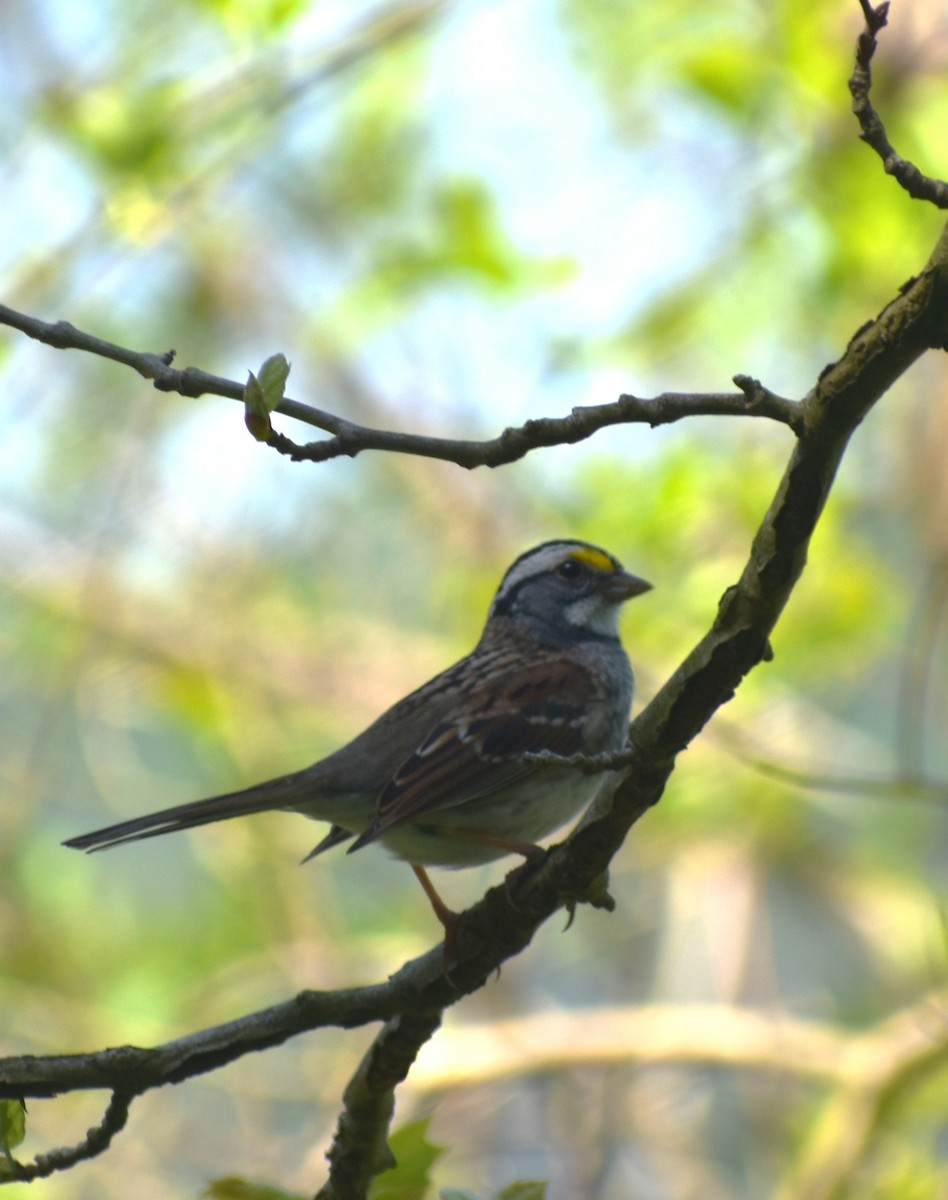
[66,540,651,935]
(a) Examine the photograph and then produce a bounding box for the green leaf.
[256,353,291,412]
[0,1099,26,1157]
[243,354,288,441]
[439,1190,481,1200]
[368,1117,444,1200]
[203,1176,307,1200]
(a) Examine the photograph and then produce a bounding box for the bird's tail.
[63,768,315,853]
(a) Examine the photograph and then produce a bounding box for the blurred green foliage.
[204,1176,308,1200]
[1,0,947,1198]
[369,1117,443,1199]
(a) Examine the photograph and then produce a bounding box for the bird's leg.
[445,828,546,913]
[411,864,460,961]
[447,828,612,925]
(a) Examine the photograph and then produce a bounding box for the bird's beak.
[605,571,653,602]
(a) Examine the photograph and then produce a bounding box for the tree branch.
[525,220,948,915]
[262,376,803,465]
[0,301,803,472]
[849,1,948,206]
[0,1092,131,1184]
[315,1010,442,1200]
[0,974,448,1100]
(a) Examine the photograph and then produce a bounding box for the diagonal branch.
[521,218,948,922]
[849,0,948,206]
[0,974,447,1100]
[1,219,946,1190]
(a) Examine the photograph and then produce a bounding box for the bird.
[65,540,651,941]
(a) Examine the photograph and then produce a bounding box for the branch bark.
[315,1010,442,1200]
[850,0,948,206]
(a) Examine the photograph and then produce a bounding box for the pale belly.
[374,769,616,868]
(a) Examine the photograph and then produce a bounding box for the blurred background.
[1,0,948,1197]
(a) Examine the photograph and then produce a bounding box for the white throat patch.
[564,593,622,637]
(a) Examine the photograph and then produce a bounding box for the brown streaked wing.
[351,658,598,847]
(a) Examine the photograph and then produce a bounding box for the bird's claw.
[559,870,616,929]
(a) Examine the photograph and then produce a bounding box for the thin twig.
[0,304,338,431]
[849,0,948,207]
[0,303,803,472]
[0,1090,131,1183]
[262,382,803,466]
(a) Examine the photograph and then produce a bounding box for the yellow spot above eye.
[568,547,616,573]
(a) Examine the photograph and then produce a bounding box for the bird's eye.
[556,559,584,582]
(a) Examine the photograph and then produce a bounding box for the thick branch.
[0,978,444,1100]
[264,214,948,1188]
[315,1010,441,1200]
[510,218,948,915]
